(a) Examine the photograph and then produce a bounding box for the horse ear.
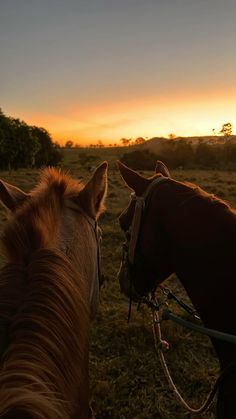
[155,160,171,177]
[78,161,108,219]
[0,180,29,211]
[117,160,149,196]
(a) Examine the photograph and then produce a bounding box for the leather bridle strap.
[65,200,103,286]
[127,176,168,266]
[128,194,145,264]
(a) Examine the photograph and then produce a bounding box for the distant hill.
[120,134,236,170]
[141,135,236,153]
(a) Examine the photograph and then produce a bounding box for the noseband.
[118,175,168,300]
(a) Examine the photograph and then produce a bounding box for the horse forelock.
[33,167,83,198]
[1,168,84,262]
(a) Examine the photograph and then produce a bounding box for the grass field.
[1,147,236,418]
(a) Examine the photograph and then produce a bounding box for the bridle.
[118,175,168,302]
[66,200,103,290]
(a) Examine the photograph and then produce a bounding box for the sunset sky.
[1,0,236,146]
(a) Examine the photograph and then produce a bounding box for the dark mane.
[171,178,230,210]
[152,178,236,247]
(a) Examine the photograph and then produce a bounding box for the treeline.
[0,109,62,170]
[121,139,236,170]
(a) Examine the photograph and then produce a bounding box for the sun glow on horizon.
[6,89,236,146]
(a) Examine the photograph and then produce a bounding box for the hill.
[141,135,236,152]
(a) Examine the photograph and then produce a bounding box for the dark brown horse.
[117,160,236,419]
[0,163,107,419]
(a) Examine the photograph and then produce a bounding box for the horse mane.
[180,179,230,210]
[152,177,236,247]
[164,178,229,210]
[0,168,89,418]
[155,177,232,218]
[1,167,83,262]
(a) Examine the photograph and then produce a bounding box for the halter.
[129,176,168,264]
[66,200,103,288]
[118,175,168,303]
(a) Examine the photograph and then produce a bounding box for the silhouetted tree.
[195,143,217,168]
[172,140,195,168]
[120,149,158,170]
[219,122,233,137]
[120,138,131,146]
[0,109,62,169]
[96,140,104,148]
[12,119,38,167]
[30,126,62,167]
[134,137,145,145]
[65,140,74,148]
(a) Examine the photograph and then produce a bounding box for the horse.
[0,162,108,419]
[117,160,236,419]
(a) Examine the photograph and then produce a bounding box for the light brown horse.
[0,162,107,419]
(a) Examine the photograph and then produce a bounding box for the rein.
[139,288,236,415]
[124,176,167,322]
[162,309,236,345]
[151,300,218,414]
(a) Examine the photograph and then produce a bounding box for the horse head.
[0,163,108,319]
[117,160,173,299]
[0,162,108,419]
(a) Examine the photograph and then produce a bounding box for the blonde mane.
[0,168,92,418]
[1,168,83,262]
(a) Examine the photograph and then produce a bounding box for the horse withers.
[117,160,236,419]
[0,162,107,419]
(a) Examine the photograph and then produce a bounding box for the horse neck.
[150,182,236,363]
[173,243,236,367]
[0,249,90,419]
[60,216,98,307]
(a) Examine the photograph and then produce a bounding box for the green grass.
[1,148,236,418]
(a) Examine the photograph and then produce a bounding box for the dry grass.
[1,148,236,418]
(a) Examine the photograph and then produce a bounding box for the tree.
[65,140,74,148]
[0,109,62,169]
[172,140,195,168]
[120,138,131,146]
[11,118,40,168]
[195,143,217,168]
[97,140,104,148]
[168,133,176,140]
[134,137,145,145]
[120,149,158,170]
[31,126,62,167]
[219,122,233,137]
